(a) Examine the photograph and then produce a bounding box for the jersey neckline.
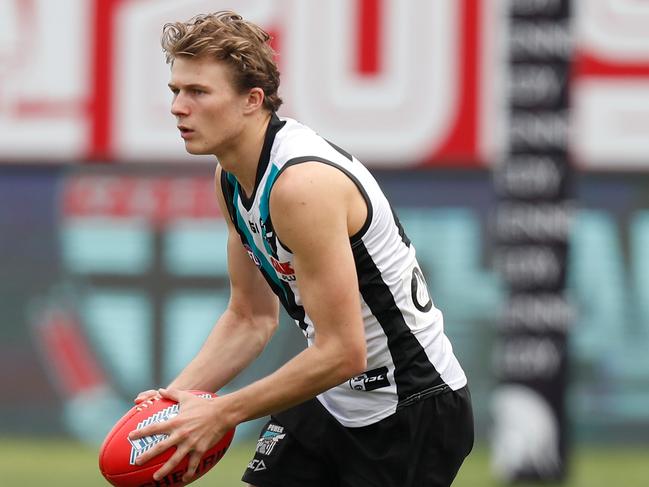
[238,112,286,211]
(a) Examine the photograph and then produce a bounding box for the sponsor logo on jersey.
[244,244,261,267]
[255,423,286,456]
[248,220,261,234]
[411,266,433,312]
[349,366,390,391]
[270,257,296,281]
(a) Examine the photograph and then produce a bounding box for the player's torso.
[221,115,467,427]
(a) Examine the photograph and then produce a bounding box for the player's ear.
[243,87,265,114]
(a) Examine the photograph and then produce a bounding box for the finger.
[134,390,158,404]
[133,435,176,466]
[153,444,190,481]
[158,387,184,402]
[129,417,174,441]
[182,450,203,483]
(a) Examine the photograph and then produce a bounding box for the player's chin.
[184,143,210,156]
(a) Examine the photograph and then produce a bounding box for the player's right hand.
[134,389,161,406]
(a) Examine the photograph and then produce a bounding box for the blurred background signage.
[0,0,647,168]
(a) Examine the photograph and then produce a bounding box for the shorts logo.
[255,423,286,456]
[349,366,391,391]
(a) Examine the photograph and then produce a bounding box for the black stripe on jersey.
[278,156,373,244]
[280,281,309,332]
[326,139,353,162]
[352,240,446,404]
[390,205,411,247]
[220,170,237,224]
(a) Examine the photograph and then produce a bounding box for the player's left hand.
[128,388,234,483]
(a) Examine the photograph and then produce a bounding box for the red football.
[99,391,235,487]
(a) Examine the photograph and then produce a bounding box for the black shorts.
[242,386,474,487]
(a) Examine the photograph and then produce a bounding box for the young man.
[129,11,473,487]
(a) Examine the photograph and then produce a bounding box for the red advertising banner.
[0,0,498,167]
[0,0,647,168]
[63,174,223,224]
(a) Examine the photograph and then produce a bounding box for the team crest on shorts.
[256,423,286,456]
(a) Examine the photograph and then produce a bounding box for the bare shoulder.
[271,161,368,245]
[270,162,351,211]
[269,162,351,249]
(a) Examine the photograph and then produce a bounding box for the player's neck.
[217,111,271,197]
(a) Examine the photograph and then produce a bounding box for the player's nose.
[171,94,189,116]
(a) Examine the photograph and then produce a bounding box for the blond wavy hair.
[161,11,282,112]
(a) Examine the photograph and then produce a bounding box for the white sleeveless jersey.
[220,115,467,427]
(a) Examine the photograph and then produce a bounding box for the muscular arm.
[220,161,368,423]
[166,165,279,392]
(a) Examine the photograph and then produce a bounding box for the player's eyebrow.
[167,83,210,91]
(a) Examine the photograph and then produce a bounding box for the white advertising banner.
[0,0,91,160]
[573,0,649,169]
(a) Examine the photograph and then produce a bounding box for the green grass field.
[1,438,648,486]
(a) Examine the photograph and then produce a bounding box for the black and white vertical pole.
[492,0,574,482]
